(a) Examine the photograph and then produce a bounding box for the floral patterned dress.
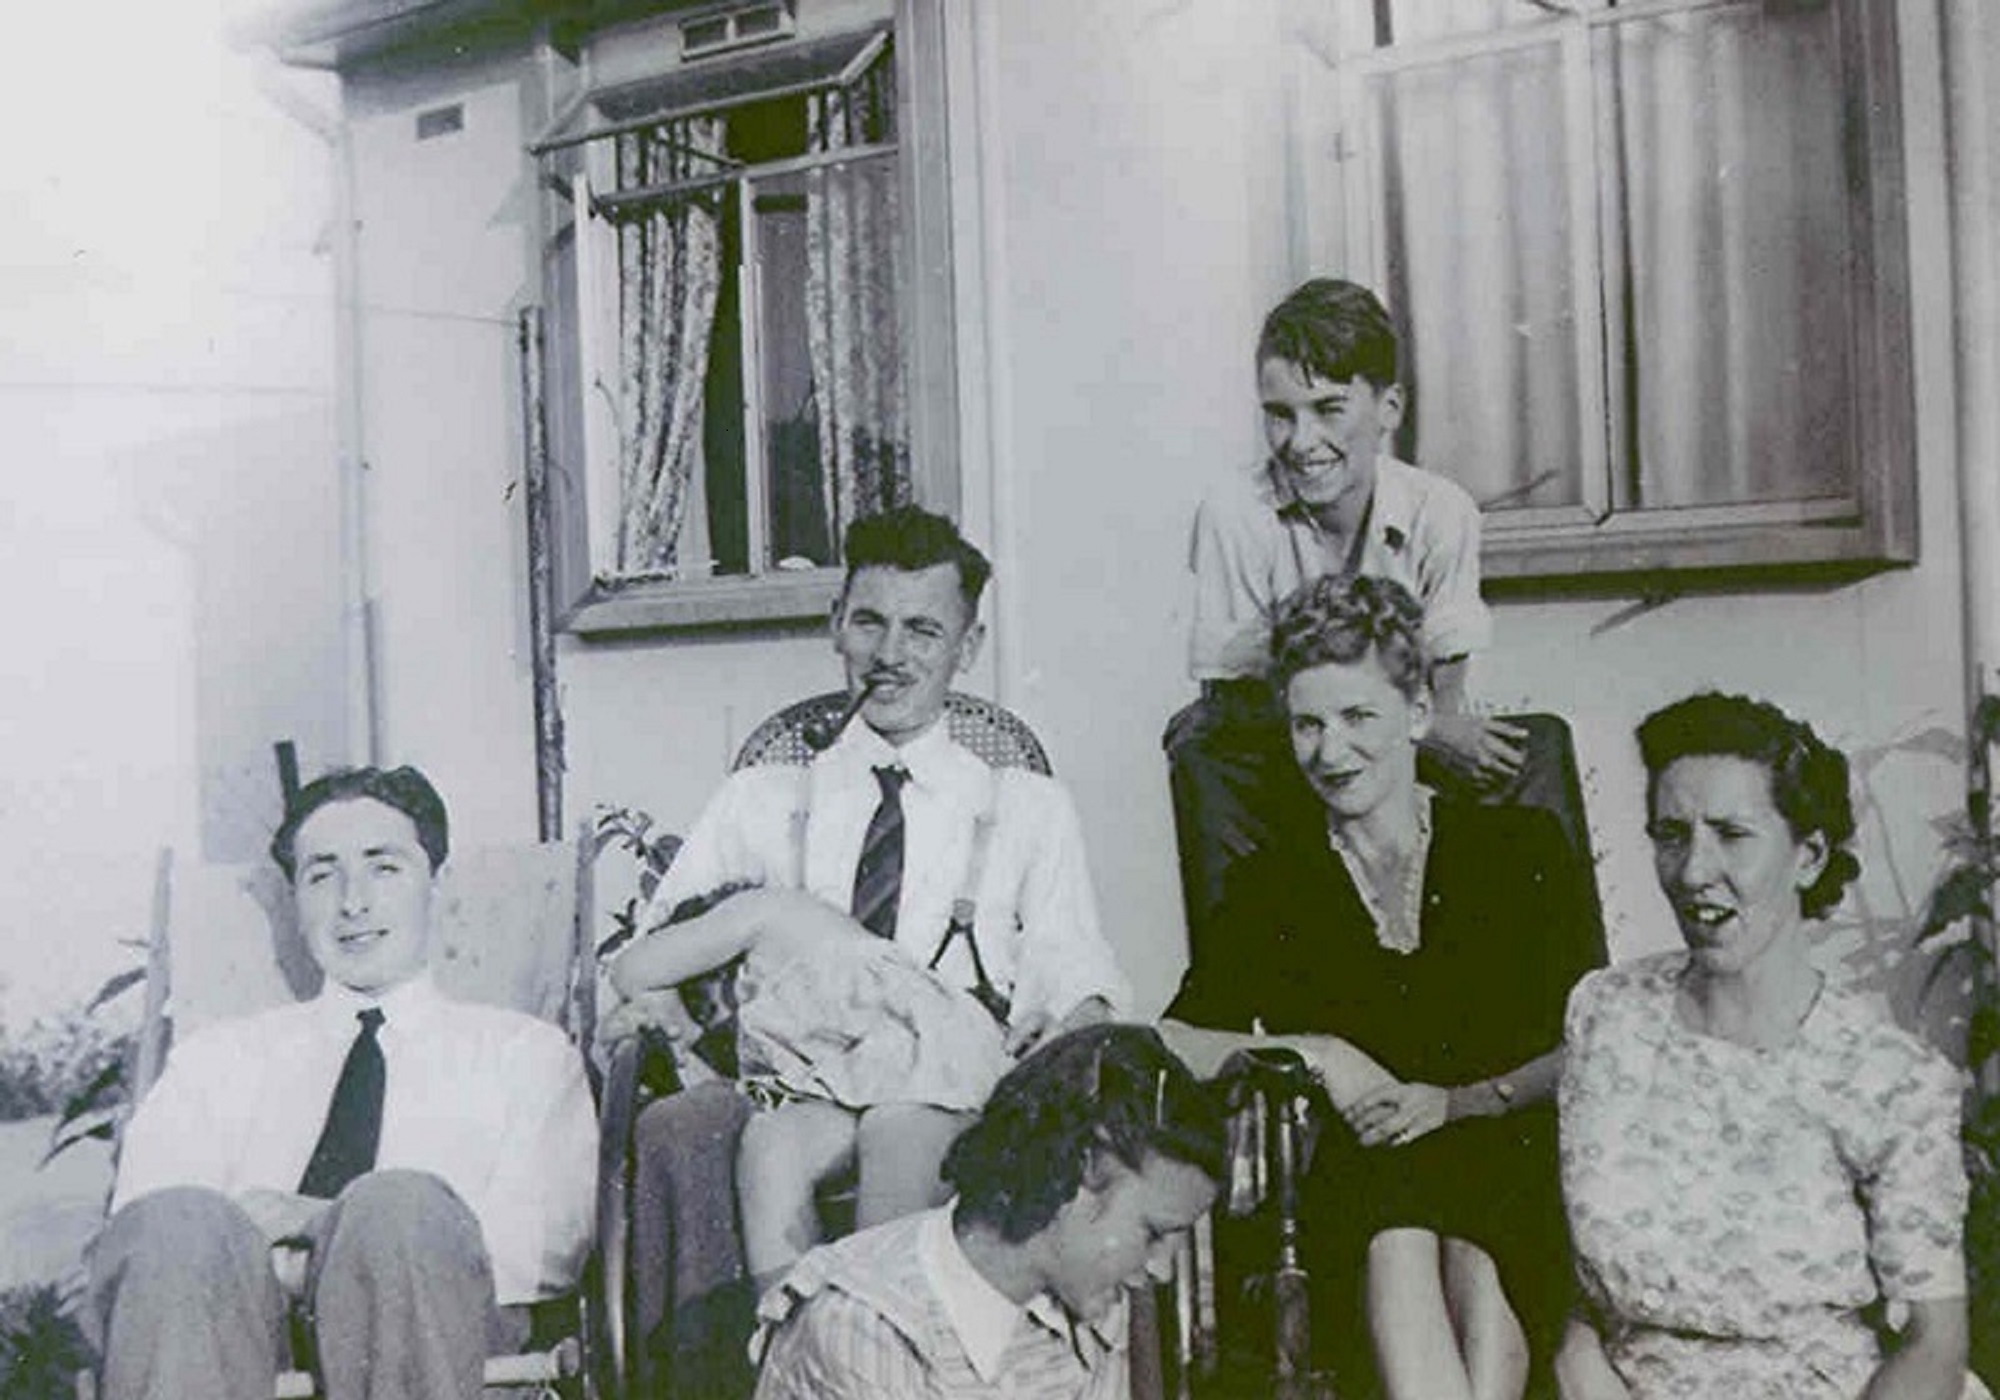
[1559,953,1967,1400]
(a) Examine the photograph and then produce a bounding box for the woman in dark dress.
[1162,573,1602,1400]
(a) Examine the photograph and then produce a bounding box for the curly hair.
[942,1023,1225,1244]
[269,766,449,880]
[1636,692,1860,920]
[841,505,992,616]
[1269,573,1430,698]
[1256,278,1399,390]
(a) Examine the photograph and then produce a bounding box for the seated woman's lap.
[1298,1106,1571,1361]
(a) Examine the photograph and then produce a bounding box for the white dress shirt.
[644,718,1130,1026]
[1189,454,1492,679]
[113,972,598,1305]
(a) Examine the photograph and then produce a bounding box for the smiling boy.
[1170,278,1529,939]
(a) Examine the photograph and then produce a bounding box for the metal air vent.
[681,2,795,60]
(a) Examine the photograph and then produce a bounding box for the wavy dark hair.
[1256,277,1399,390]
[270,766,450,880]
[1270,573,1430,699]
[841,505,992,616]
[1637,692,1860,920]
[943,1023,1225,1244]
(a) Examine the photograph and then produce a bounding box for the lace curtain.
[806,67,911,544]
[614,116,725,575]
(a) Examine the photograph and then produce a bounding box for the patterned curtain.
[615,116,726,574]
[805,62,911,542]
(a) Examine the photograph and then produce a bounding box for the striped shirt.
[752,1207,1130,1399]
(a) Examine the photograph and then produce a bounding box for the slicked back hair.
[1256,278,1399,390]
[270,766,449,881]
[840,505,992,618]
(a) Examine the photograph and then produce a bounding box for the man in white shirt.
[616,505,1130,1394]
[89,766,598,1400]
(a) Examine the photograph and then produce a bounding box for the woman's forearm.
[1445,1045,1563,1122]
[1157,1019,1394,1110]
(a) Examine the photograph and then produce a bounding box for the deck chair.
[77,836,609,1400]
[1164,713,1605,1400]
[597,689,1170,1399]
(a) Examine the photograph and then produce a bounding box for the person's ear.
[1794,829,1830,893]
[1407,684,1433,743]
[1068,1148,1120,1222]
[1377,382,1407,437]
[955,620,987,675]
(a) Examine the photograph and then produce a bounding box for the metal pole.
[1945,0,2000,1096]
[519,306,565,842]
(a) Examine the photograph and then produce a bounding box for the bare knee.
[737,1105,855,1197]
[1439,1237,1499,1289]
[1368,1227,1443,1283]
[854,1104,965,1162]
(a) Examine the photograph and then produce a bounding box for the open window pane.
[1364,38,1587,513]
[1598,3,1855,511]
[1329,0,1568,61]
[754,171,830,569]
[587,38,907,585]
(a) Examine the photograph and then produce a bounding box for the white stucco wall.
[0,8,339,1024]
[331,0,1978,1029]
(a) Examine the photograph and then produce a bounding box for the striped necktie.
[851,765,910,940]
[297,1007,386,1199]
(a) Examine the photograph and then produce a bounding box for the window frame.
[1312,0,1916,591]
[539,0,958,637]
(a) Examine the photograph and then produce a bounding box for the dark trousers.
[1165,682,1595,964]
[628,1081,759,1399]
[87,1172,514,1400]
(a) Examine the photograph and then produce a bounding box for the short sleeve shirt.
[1188,455,1490,680]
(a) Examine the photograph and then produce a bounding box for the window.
[1305,0,1914,584]
[536,0,956,633]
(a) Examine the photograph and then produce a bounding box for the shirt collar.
[920,1209,1126,1380]
[315,969,441,1031]
[827,711,961,791]
[1265,455,1412,554]
[919,1207,1026,1383]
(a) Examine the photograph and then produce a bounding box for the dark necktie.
[851,766,909,940]
[297,1008,386,1199]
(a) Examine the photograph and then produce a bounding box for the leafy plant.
[1916,694,2000,1103]
[37,953,148,1166]
[0,1283,92,1400]
[1905,693,2000,1387]
[591,805,682,961]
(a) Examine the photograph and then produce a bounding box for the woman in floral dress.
[1558,692,1969,1399]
